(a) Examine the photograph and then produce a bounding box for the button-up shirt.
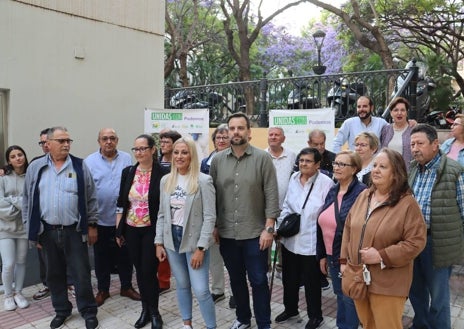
[333,116,387,152]
[411,153,464,226]
[265,147,297,209]
[85,150,132,226]
[210,145,280,240]
[39,155,79,225]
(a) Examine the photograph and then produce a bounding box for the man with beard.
[333,96,388,152]
[210,113,280,329]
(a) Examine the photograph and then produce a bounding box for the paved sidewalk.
[0,265,463,329]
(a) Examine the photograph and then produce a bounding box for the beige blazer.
[155,172,216,253]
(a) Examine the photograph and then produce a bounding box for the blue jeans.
[167,225,216,329]
[220,237,271,329]
[40,227,97,319]
[327,255,359,329]
[409,237,452,329]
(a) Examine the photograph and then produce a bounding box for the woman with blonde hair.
[156,137,217,329]
[354,132,379,185]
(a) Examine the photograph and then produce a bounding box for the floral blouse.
[127,168,152,227]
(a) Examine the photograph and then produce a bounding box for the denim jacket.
[440,138,464,167]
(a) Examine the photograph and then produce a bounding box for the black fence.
[165,63,420,127]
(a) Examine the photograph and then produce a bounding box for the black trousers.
[125,225,160,311]
[281,245,322,319]
[94,225,134,292]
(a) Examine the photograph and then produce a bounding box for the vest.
[409,153,464,268]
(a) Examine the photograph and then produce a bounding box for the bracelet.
[155,243,164,247]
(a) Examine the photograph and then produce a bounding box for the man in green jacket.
[408,124,464,329]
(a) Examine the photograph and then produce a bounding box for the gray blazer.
[155,172,216,253]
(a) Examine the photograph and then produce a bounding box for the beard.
[230,136,247,146]
[358,110,372,120]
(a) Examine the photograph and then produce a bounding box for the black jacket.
[116,161,168,238]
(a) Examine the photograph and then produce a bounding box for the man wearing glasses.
[85,128,140,307]
[23,126,99,329]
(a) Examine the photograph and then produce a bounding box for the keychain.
[363,264,371,285]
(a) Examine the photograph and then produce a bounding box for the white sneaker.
[4,295,16,311]
[230,319,251,329]
[14,293,30,309]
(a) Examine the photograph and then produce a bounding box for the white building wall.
[0,0,164,162]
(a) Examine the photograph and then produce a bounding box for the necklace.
[372,192,388,207]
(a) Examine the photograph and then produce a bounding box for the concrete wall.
[0,0,164,162]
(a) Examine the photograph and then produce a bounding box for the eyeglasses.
[49,138,73,144]
[38,141,46,146]
[332,161,353,168]
[451,122,463,127]
[215,136,230,141]
[298,159,315,164]
[131,146,152,153]
[100,136,117,142]
[354,143,369,148]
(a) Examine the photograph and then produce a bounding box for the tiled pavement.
[0,265,463,329]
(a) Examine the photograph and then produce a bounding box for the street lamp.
[313,30,326,75]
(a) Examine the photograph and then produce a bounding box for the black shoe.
[211,293,225,303]
[321,277,331,290]
[134,305,150,328]
[151,314,163,329]
[305,317,324,329]
[85,317,99,329]
[50,315,70,329]
[229,295,236,309]
[275,311,299,323]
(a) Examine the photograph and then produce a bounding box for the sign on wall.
[269,108,335,154]
[144,108,210,161]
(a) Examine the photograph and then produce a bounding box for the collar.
[419,152,441,172]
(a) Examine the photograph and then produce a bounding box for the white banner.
[269,108,335,155]
[144,108,210,161]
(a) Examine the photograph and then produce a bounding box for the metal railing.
[165,65,418,127]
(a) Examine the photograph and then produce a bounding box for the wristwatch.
[88,222,97,228]
[197,246,205,251]
[265,226,275,234]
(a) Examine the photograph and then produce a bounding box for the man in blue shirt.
[333,96,388,152]
[23,126,99,329]
[85,128,140,306]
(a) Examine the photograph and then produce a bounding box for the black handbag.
[277,181,314,238]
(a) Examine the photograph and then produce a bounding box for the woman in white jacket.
[0,145,29,311]
[275,147,334,329]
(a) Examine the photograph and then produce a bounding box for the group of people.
[0,100,462,329]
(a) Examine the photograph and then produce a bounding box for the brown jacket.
[341,189,427,297]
